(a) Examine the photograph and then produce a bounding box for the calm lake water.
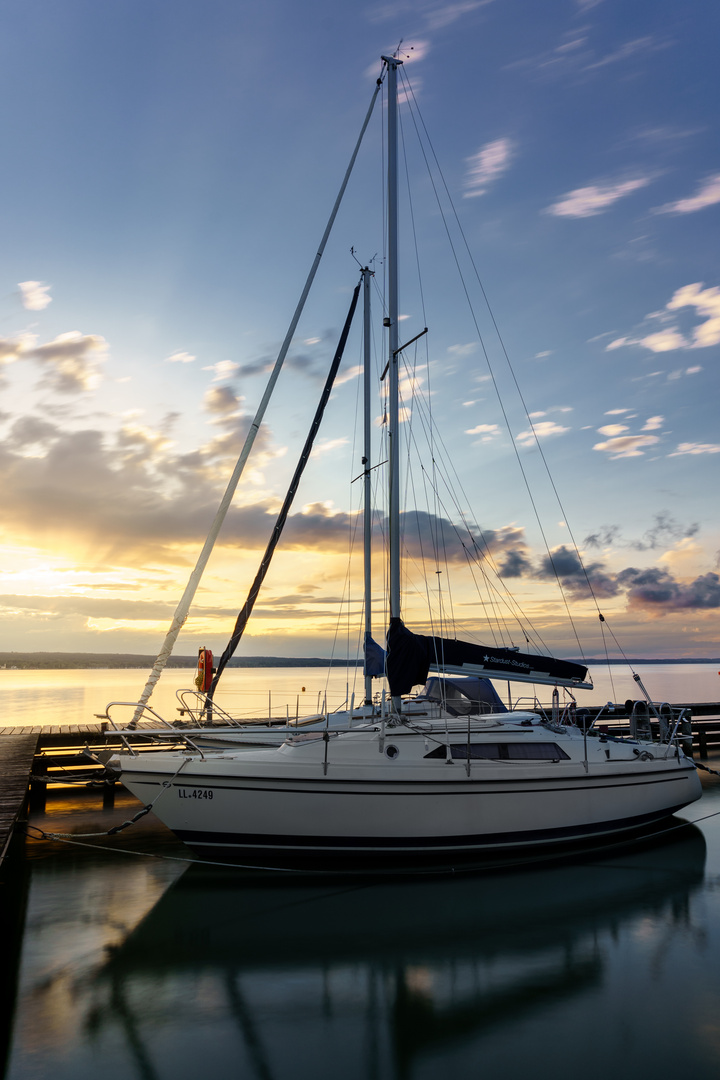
[3,665,720,1079]
[2,662,720,728]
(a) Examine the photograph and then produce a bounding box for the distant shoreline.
[0,653,363,670]
[0,652,718,671]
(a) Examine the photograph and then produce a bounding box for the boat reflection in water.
[88,826,712,1080]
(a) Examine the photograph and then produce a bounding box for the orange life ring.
[195,647,214,692]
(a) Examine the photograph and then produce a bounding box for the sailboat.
[112,56,702,867]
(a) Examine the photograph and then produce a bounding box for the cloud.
[464,139,514,198]
[636,513,698,552]
[27,331,107,393]
[496,548,533,577]
[448,342,478,357]
[545,177,650,218]
[593,434,660,458]
[0,393,532,575]
[203,360,239,381]
[636,328,688,352]
[530,407,572,419]
[617,568,720,614]
[0,406,280,567]
[166,351,195,364]
[584,525,621,549]
[311,438,349,458]
[232,347,332,384]
[597,424,628,437]
[666,283,720,348]
[642,415,664,431]
[669,442,720,457]
[203,385,243,417]
[606,282,720,355]
[233,355,273,378]
[0,337,26,379]
[585,513,698,553]
[532,540,720,613]
[0,593,242,623]
[368,3,488,32]
[654,173,720,215]
[18,281,52,311]
[536,545,620,600]
[584,35,671,71]
[507,30,669,83]
[334,364,363,387]
[624,125,703,148]
[424,2,483,28]
[275,507,529,569]
[516,420,570,445]
[465,423,499,437]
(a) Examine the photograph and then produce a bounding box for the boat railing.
[174,689,242,726]
[103,700,178,732]
[510,696,577,724]
[98,701,208,756]
[576,700,693,753]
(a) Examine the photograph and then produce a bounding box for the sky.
[0,0,719,664]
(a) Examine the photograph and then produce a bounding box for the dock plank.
[0,734,39,866]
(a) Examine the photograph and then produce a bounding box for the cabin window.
[424,742,569,761]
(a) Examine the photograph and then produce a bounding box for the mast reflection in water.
[7,803,719,1080]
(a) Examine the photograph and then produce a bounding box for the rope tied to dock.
[25,758,190,841]
[694,759,720,779]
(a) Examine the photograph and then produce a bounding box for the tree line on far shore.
[0,652,363,670]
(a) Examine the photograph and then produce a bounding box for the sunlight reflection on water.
[2,662,719,729]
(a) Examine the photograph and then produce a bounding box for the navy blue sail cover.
[386,617,589,695]
[363,632,386,677]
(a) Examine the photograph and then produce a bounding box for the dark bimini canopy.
[419,675,507,715]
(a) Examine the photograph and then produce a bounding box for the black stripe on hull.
[125,765,697,797]
[175,801,691,866]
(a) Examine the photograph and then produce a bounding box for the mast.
[381,53,403,712]
[362,266,373,705]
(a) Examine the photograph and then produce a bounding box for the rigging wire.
[397,90,456,645]
[399,350,561,658]
[398,65,589,663]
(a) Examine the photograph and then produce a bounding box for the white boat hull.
[116,722,702,866]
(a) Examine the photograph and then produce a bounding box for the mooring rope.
[26,758,190,840]
[694,759,720,779]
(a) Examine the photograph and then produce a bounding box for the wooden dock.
[0,724,150,869]
[0,735,40,869]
